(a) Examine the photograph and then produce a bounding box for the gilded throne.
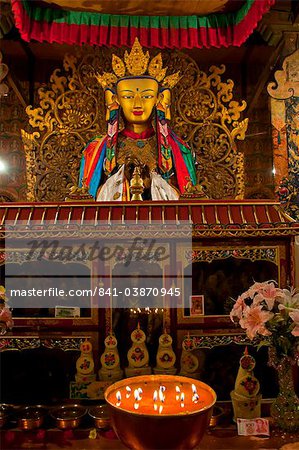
[21,44,248,201]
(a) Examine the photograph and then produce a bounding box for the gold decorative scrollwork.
[21,130,39,202]
[22,47,247,201]
[168,59,247,199]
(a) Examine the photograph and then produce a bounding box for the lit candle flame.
[176,395,180,401]
[180,392,185,408]
[192,384,197,394]
[160,385,166,392]
[175,386,181,393]
[126,386,131,398]
[159,389,165,403]
[134,403,139,410]
[134,389,142,401]
[192,393,199,403]
[159,405,163,414]
[138,387,143,394]
[154,404,158,411]
[116,391,121,402]
[153,390,158,402]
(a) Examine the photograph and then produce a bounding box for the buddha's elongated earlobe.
[104,88,114,121]
[159,88,171,120]
[104,88,120,123]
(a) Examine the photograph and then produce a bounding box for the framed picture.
[177,243,286,326]
[189,295,204,316]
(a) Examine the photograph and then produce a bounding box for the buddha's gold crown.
[96,38,180,90]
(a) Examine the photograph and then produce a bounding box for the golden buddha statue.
[79,38,197,201]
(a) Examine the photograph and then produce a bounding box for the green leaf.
[256,340,270,351]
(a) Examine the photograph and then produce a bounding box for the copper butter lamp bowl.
[50,404,87,430]
[17,406,47,430]
[88,404,111,429]
[105,375,217,450]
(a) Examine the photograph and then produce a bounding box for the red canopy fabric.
[11,0,275,49]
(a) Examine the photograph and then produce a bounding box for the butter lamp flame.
[134,389,142,401]
[192,393,200,403]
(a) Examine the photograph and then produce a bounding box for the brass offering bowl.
[50,404,87,430]
[17,406,47,430]
[0,404,13,428]
[105,375,217,450]
[209,405,224,427]
[88,404,111,429]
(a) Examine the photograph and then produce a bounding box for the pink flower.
[289,310,299,337]
[278,288,299,311]
[230,295,246,321]
[252,282,282,310]
[247,282,267,298]
[0,307,13,329]
[239,305,274,340]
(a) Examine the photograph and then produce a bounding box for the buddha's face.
[116,77,159,124]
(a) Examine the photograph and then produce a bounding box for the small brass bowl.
[50,404,87,430]
[0,404,13,428]
[17,406,47,430]
[209,406,224,427]
[88,404,111,429]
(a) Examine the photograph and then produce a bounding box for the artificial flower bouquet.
[230,281,299,358]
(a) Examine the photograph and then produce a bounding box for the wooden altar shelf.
[0,200,297,238]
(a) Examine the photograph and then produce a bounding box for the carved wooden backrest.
[22,46,248,201]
